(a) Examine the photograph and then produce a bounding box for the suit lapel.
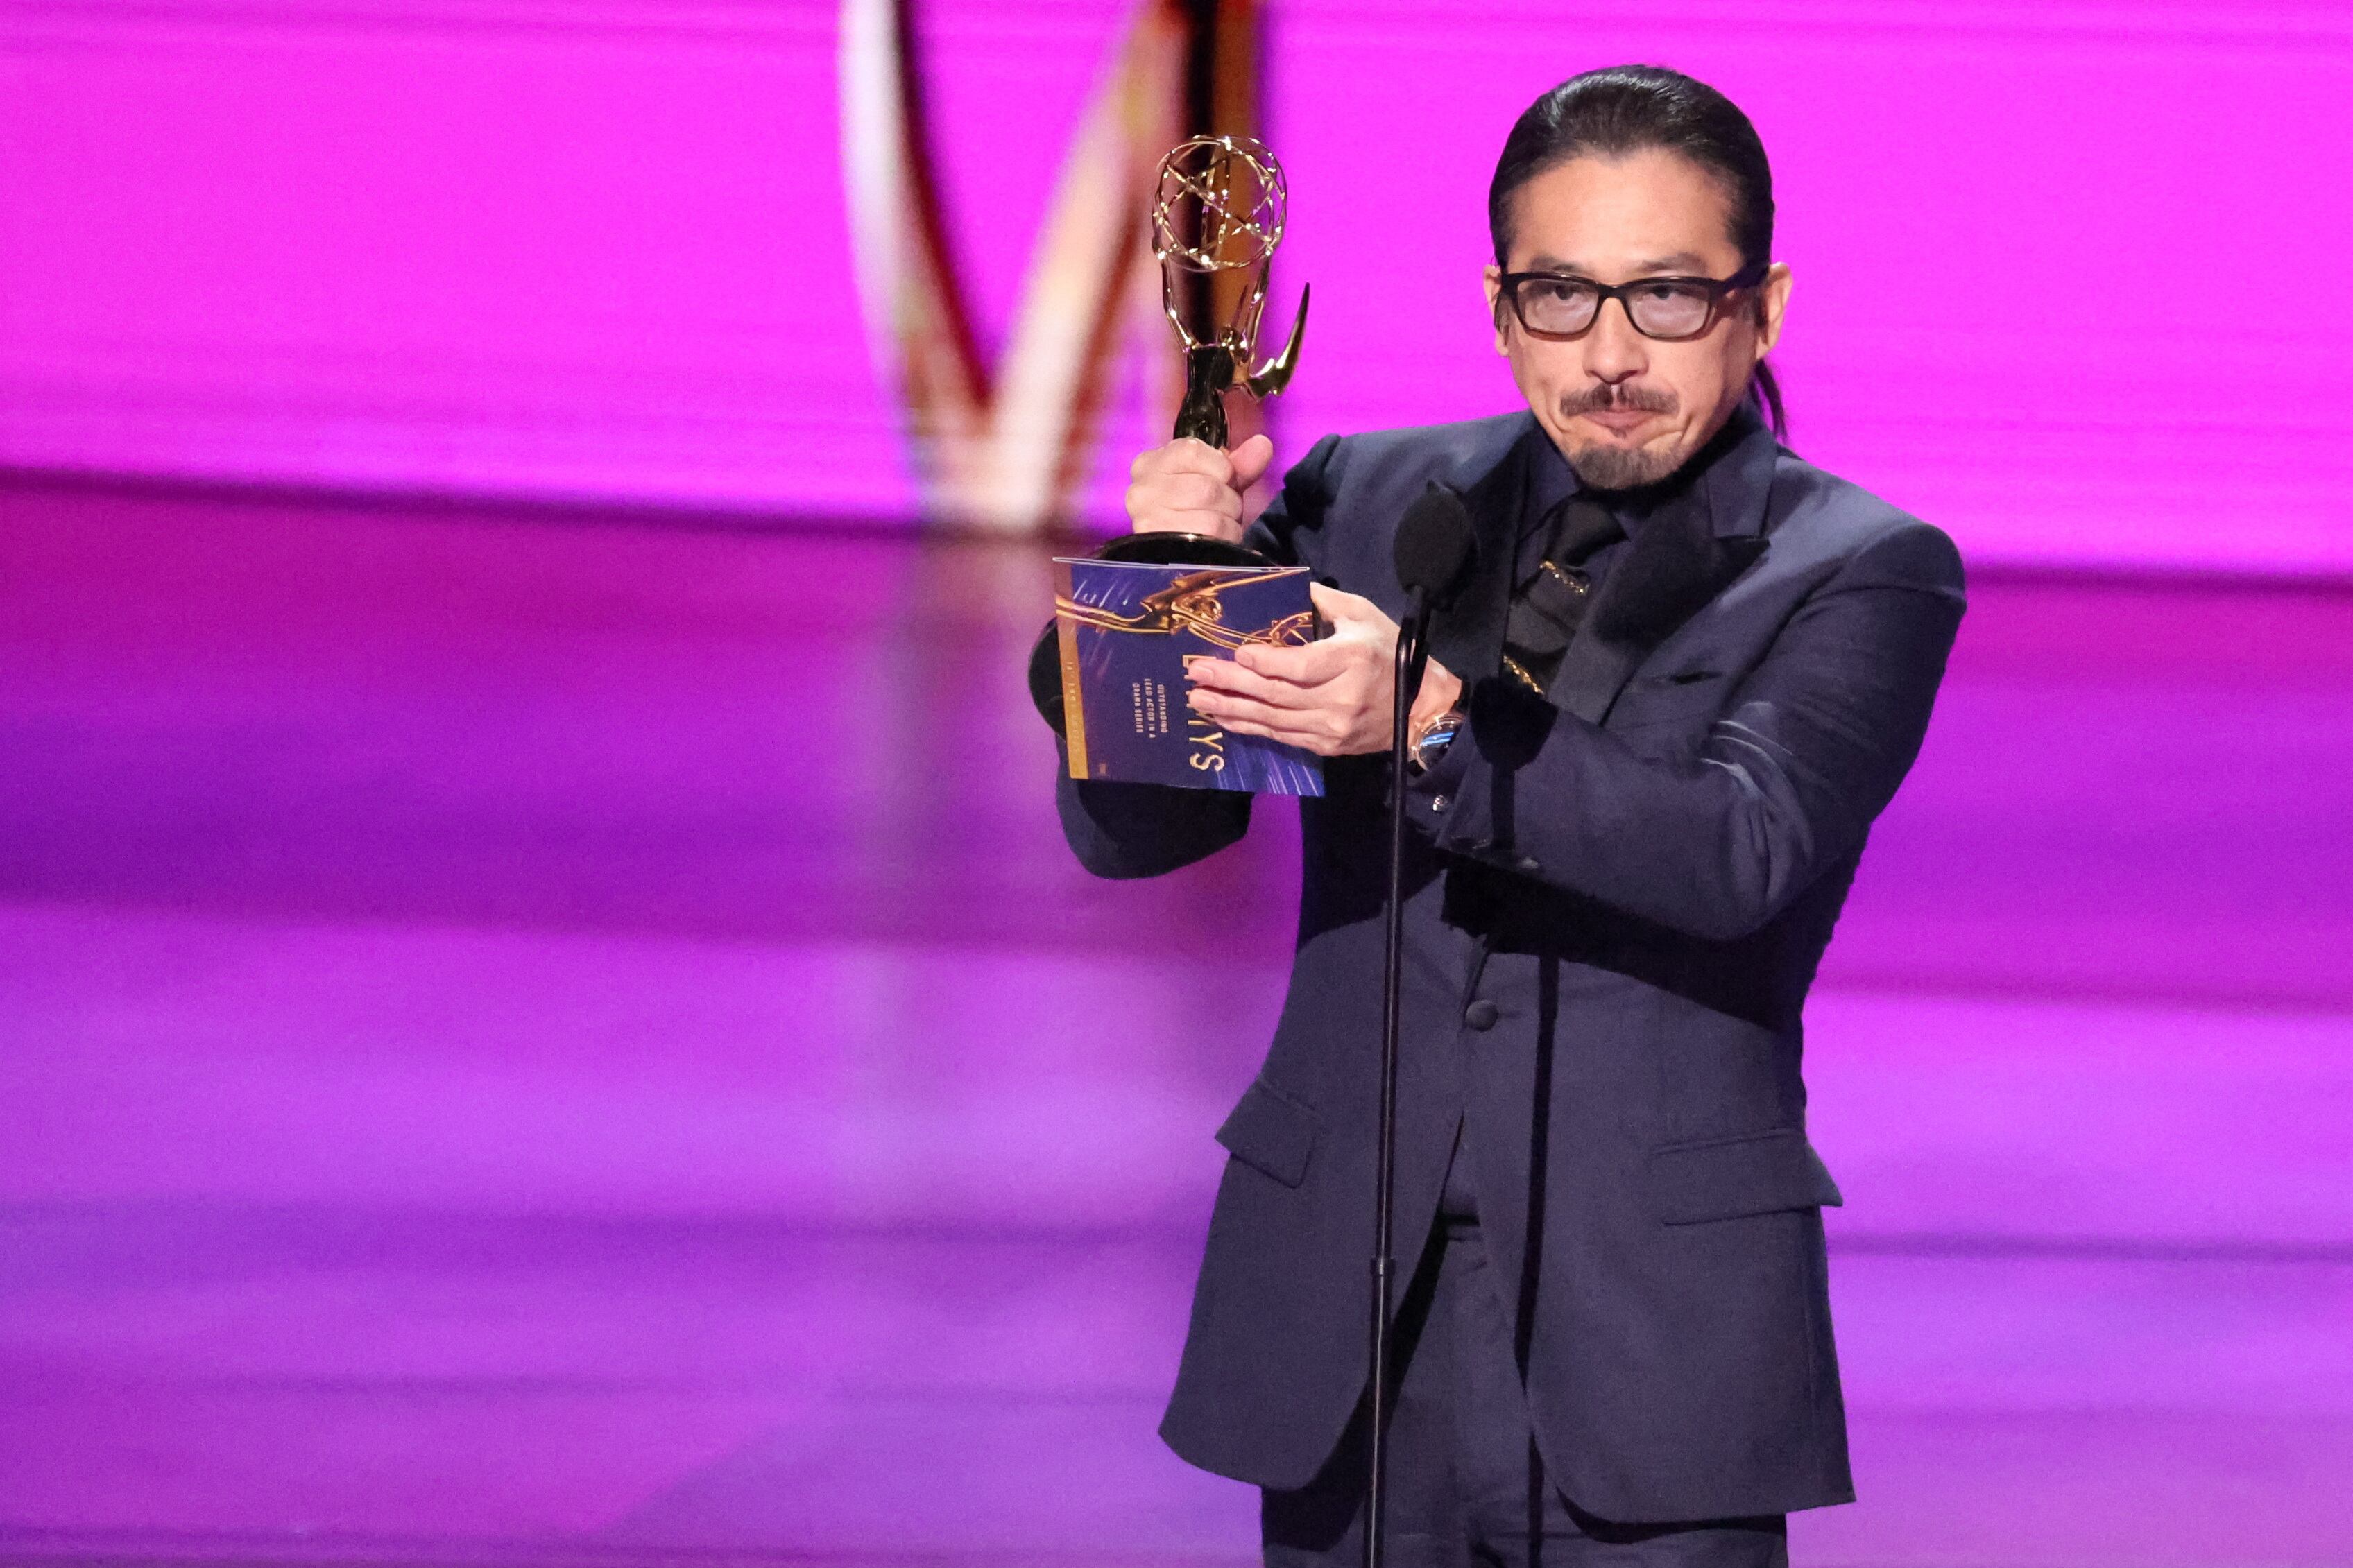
[1548,510,1765,725]
[1548,409,1779,725]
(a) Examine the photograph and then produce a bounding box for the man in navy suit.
[1056,66,1965,1566]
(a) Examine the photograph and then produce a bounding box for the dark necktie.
[1501,494,1623,697]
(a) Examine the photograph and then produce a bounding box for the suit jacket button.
[1464,1000,1500,1031]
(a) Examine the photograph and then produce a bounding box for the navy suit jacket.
[1054,407,1966,1522]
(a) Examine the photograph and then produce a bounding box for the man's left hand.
[1185,583,1463,757]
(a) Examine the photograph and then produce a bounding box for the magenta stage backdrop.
[3,1,2349,570]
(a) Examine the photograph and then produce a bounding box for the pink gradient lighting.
[1,1,2347,568]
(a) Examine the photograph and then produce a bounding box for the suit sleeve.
[1427,521,1965,940]
[1052,435,1344,881]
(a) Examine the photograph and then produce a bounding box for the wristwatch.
[1408,708,1466,776]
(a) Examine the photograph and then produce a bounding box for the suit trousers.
[1261,1218,1789,1568]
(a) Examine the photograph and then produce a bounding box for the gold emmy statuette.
[1028,135,1312,732]
[1152,134,1308,451]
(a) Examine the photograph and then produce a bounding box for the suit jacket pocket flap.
[1649,1127,1843,1225]
[1215,1079,1321,1189]
[1608,673,1731,731]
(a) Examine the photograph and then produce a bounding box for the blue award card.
[1052,557,1325,795]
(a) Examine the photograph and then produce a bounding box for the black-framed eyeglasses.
[1496,262,1769,341]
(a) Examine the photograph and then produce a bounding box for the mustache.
[1558,384,1677,419]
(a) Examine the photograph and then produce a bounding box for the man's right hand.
[1124,432,1275,543]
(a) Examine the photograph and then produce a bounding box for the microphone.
[1394,481,1478,609]
[1366,480,1477,1568]
[1392,481,1478,707]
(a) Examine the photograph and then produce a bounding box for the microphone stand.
[1367,589,1433,1568]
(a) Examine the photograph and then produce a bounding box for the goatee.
[1566,440,1684,491]
[1558,384,1684,492]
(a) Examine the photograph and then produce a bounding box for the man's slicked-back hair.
[1489,65,1786,437]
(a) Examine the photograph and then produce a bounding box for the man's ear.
[1752,262,1792,358]
[1483,266,1512,356]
